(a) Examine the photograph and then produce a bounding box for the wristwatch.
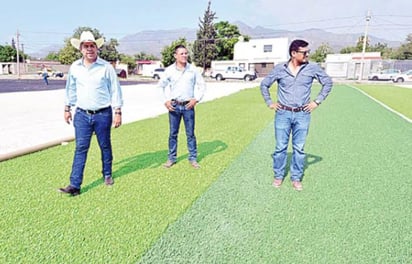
[314,100,321,105]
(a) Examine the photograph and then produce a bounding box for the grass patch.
[351,83,412,119]
[0,86,273,263]
[138,84,412,263]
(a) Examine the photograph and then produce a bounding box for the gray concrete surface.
[0,81,258,160]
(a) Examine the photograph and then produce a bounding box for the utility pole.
[21,43,25,74]
[16,29,21,79]
[358,10,371,81]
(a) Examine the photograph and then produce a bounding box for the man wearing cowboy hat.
[59,31,123,196]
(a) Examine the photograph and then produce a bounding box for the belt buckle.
[86,109,98,114]
[292,106,303,112]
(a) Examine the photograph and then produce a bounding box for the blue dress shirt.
[260,61,333,107]
[65,57,123,110]
[158,62,206,103]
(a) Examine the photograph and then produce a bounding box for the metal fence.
[372,60,412,72]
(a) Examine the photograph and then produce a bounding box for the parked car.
[210,66,256,81]
[391,69,412,83]
[152,68,165,80]
[367,68,400,81]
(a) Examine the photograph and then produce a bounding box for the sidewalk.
[0,81,258,160]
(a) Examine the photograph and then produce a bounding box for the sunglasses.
[296,50,310,56]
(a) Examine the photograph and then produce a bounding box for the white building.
[325,52,381,79]
[212,37,289,77]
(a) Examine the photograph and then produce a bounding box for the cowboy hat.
[70,31,105,50]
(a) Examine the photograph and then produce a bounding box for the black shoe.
[104,177,114,186]
[58,185,80,196]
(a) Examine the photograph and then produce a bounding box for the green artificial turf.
[0,86,272,263]
[139,84,412,263]
[1,84,411,263]
[352,83,412,120]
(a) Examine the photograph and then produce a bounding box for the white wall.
[234,37,289,63]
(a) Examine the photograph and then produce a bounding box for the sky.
[2,0,412,55]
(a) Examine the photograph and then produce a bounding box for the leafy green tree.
[340,35,370,53]
[134,52,158,61]
[369,42,394,59]
[45,51,59,61]
[310,43,333,63]
[0,45,17,62]
[193,0,217,73]
[119,54,137,74]
[160,38,190,67]
[57,26,119,65]
[339,35,397,59]
[100,38,119,62]
[392,34,412,59]
[214,21,248,60]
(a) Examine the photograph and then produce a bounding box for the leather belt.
[278,104,305,112]
[78,106,111,114]
[172,99,190,106]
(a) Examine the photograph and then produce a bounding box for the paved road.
[0,79,148,93]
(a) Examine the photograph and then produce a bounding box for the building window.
[263,45,272,53]
[262,63,267,68]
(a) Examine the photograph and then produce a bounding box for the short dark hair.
[289,39,309,56]
[174,44,186,53]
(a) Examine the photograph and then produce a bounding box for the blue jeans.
[273,109,311,182]
[69,107,113,189]
[168,103,197,163]
[42,74,48,85]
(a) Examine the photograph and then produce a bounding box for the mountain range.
[118,21,401,57]
[31,21,402,59]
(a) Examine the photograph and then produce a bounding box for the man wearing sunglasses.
[260,39,333,191]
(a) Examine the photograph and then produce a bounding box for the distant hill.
[117,21,401,57]
[29,21,402,58]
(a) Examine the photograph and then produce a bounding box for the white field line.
[346,84,412,124]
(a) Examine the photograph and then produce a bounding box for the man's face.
[174,47,188,64]
[80,41,98,61]
[293,47,310,64]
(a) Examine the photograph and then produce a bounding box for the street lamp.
[358,10,371,81]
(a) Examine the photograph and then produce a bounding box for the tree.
[392,34,412,60]
[57,26,119,65]
[193,0,217,73]
[310,43,333,63]
[214,21,248,60]
[119,54,137,74]
[340,35,369,54]
[160,38,190,67]
[0,45,17,62]
[134,52,158,61]
[45,51,59,61]
[369,42,394,59]
[99,38,120,62]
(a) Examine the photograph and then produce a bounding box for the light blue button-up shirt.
[158,62,206,103]
[260,61,333,107]
[65,57,123,110]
